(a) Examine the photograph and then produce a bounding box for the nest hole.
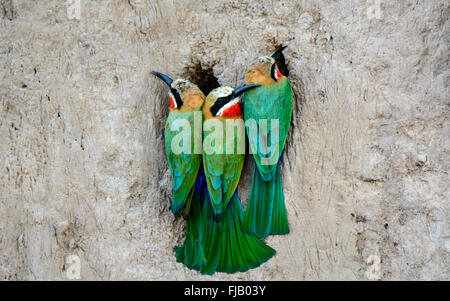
[184,63,220,95]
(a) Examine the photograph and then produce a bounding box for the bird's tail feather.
[201,192,275,275]
[243,163,289,238]
[174,169,207,270]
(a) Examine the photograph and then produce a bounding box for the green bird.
[242,46,293,238]
[200,85,276,275]
[152,71,206,270]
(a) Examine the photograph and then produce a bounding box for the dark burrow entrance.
[183,63,220,96]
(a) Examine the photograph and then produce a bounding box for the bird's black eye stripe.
[270,64,277,81]
[210,96,232,116]
[171,88,183,108]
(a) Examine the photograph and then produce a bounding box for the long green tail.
[174,171,207,271]
[243,163,289,238]
[201,192,275,275]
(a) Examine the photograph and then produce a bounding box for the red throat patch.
[220,102,242,118]
[169,96,176,109]
[276,66,283,79]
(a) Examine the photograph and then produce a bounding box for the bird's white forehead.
[211,86,234,98]
[171,79,196,91]
[254,56,275,65]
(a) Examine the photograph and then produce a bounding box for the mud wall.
[0,0,448,280]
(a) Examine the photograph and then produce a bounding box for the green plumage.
[166,109,205,272]
[165,110,202,214]
[163,76,279,274]
[202,118,245,217]
[243,77,293,238]
[200,90,275,274]
[153,72,207,274]
[174,178,206,270]
[200,193,275,275]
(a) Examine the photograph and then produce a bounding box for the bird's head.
[245,46,289,86]
[152,71,205,111]
[204,84,260,118]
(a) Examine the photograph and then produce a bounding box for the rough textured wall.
[0,0,448,280]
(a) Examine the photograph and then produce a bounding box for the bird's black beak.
[233,84,261,98]
[152,71,184,108]
[270,45,289,77]
[210,85,260,116]
[151,71,173,87]
[271,45,288,59]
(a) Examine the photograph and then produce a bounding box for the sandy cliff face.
[0,0,448,280]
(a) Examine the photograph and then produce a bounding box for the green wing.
[202,118,245,216]
[221,153,244,208]
[244,78,293,181]
[165,110,202,214]
[202,152,224,216]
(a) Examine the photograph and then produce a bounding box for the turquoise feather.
[243,77,293,237]
[165,110,202,214]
